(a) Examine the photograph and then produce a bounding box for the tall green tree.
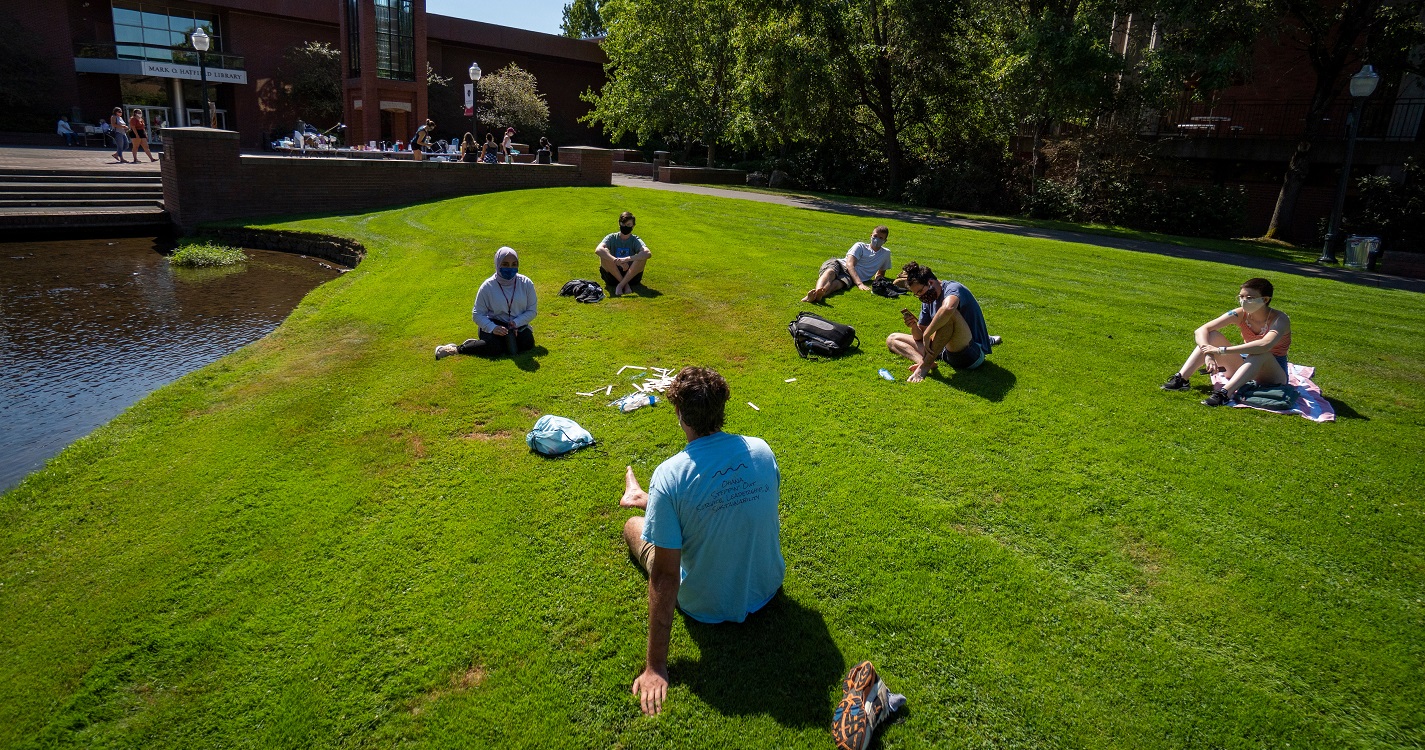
[561,0,605,38]
[479,64,550,134]
[582,0,741,166]
[273,41,342,124]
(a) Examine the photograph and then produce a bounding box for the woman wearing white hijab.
[436,246,537,358]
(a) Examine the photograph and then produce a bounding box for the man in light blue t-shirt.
[617,366,785,715]
[803,225,893,303]
[596,210,653,297]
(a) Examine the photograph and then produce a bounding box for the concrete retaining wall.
[656,166,747,184]
[161,127,613,232]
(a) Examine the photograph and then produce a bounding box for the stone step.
[0,207,169,231]
[0,197,162,208]
[0,168,162,180]
[0,183,163,194]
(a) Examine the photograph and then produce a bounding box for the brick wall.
[614,161,655,177]
[162,128,612,231]
[656,166,747,184]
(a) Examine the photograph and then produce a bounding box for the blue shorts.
[1242,353,1290,372]
[939,340,986,370]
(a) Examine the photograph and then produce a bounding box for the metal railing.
[1150,98,1424,142]
[74,42,245,71]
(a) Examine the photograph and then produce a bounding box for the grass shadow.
[511,345,549,372]
[1325,396,1369,421]
[935,359,1017,402]
[630,284,663,298]
[672,591,844,729]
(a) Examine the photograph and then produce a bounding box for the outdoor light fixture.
[191,27,212,128]
[468,62,482,139]
[1320,64,1381,264]
[1349,64,1380,98]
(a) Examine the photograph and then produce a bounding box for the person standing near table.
[411,119,435,161]
[109,107,129,163]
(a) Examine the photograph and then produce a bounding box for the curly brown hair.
[666,367,730,437]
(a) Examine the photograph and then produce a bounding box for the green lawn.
[3,186,1423,749]
[695,182,1321,264]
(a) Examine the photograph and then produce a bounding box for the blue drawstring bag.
[526,415,595,456]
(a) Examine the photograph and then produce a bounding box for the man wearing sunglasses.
[887,261,994,382]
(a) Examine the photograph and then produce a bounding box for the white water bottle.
[619,393,657,413]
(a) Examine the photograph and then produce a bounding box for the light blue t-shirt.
[601,232,645,260]
[642,432,785,624]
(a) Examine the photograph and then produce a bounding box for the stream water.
[1,237,343,491]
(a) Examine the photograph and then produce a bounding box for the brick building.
[1088,12,1425,241]
[15,1,607,150]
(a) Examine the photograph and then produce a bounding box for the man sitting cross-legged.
[887,261,994,383]
[803,225,893,303]
[617,366,786,716]
[596,211,653,297]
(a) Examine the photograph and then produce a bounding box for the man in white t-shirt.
[803,225,893,303]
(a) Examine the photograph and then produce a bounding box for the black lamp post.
[468,62,482,140]
[191,27,212,128]
[1319,64,1380,264]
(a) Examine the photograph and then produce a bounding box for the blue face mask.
[498,267,518,280]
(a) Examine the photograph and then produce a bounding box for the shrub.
[1026,177,1245,239]
[169,242,247,268]
[1345,157,1424,254]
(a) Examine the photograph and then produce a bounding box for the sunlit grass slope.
[2,186,1422,748]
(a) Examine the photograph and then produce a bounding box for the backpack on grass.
[788,311,859,358]
[526,415,595,456]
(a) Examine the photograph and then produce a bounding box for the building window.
[111,1,221,64]
[345,0,360,76]
[374,0,414,81]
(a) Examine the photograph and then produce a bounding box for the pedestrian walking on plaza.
[109,107,131,163]
[501,127,517,163]
[56,116,77,147]
[129,109,156,163]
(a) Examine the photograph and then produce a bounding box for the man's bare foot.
[620,466,648,509]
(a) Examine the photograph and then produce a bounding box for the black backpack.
[788,312,859,358]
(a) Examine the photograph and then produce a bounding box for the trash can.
[1344,236,1380,270]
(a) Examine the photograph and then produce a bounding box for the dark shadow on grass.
[1325,396,1369,421]
[630,284,663,298]
[510,345,548,372]
[671,591,844,729]
[933,359,1016,402]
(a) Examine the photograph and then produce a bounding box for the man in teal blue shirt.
[617,366,785,715]
[596,211,653,297]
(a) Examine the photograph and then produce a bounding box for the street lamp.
[468,62,482,141]
[190,27,212,128]
[1319,63,1380,264]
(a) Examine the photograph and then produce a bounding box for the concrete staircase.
[0,167,169,231]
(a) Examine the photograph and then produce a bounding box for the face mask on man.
[870,236,884,249]
[620,224,633,235]
[498,267,518,280]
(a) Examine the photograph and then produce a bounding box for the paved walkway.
[613,175,1425,294]
[0,145,162,172]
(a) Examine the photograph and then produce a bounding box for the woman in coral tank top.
[1161,277,1291,407]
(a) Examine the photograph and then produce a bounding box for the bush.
[1345,157,1424,254]
[169,242,247,268]
[1026,177,1245,239]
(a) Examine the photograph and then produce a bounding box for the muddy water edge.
[1,236,344,491]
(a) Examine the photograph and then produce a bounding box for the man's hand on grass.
[632,666,669,715]
[858,282,872,292]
